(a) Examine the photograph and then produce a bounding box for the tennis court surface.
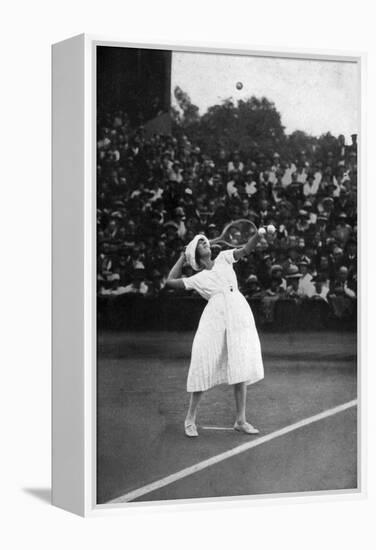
[97,330,357,504]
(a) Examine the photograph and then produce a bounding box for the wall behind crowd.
[97,111,357,325]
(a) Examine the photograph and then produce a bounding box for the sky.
[171,52,359,142]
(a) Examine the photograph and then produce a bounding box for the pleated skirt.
[186,291,264,392]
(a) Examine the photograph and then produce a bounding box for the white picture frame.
[52,34,365,517]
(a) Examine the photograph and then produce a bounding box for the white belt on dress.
[210,286,238,300]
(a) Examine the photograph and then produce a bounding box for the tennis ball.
[258,227,266,236]
[267,224,276,234]
[236,81,243,90]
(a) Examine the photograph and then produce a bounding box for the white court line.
[109,399,357,504]
[201,426,234,431]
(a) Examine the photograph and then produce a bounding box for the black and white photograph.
[96,45,359,505]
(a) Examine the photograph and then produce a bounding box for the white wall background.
[0,0,374,548]
[172,53,359,137]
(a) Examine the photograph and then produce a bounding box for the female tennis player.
[166,228,265,437]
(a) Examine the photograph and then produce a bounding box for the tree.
[172,86,200,128]
[287,130,319,161]
[173,94,287,161]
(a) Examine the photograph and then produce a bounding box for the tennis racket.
[210,219,257,248]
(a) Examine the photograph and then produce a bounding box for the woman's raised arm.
[165,251,186,290]
[233,231,261,261]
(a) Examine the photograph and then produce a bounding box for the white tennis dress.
[183,249,264,392]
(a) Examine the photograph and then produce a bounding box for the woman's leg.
[233,382,259,434]
[185,391,204,425]
[233,382,247,424]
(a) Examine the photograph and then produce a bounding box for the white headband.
[185,234,210,271]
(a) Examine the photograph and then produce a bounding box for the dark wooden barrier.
[97,294,356,332]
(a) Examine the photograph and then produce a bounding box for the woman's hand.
[234,230,261,261]
[180,247,188,266]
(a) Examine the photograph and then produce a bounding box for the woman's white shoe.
[184,422,199,437]
[234,421,259,435]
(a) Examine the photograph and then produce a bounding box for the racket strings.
[214,219,256,247]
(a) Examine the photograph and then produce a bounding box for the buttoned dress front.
[182,250,264,392]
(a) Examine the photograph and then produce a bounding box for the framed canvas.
[52,34,365,517]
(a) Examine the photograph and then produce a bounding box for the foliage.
[171,87,344,164]
[172,86,200,127]
[172,88,287,160]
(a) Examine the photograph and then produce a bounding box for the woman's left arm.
[233,231,261,261]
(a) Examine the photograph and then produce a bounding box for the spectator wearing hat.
[244,171,258,197]
[318,170,336,197]
[275,222,288,242]
[296,210,311,236]
[243,274,263,300]
[319,195,335,217]
[285,265,305,298]
[146,269,165,296]
[309,274,329,302]
[329,266,356,299]
[334,212,352,245]
[303,199,318,226]
[315,212,329,238]
[328,265,356,320]
[303,173,320,198]
[286,173,304,202]
[265,278,285,297]
[331,246,345,271]
[280,247,297,276]
[270,264,287,291]
[227,151,244,174]
[96,110,357,322]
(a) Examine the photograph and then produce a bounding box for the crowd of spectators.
[97,109,357,322]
